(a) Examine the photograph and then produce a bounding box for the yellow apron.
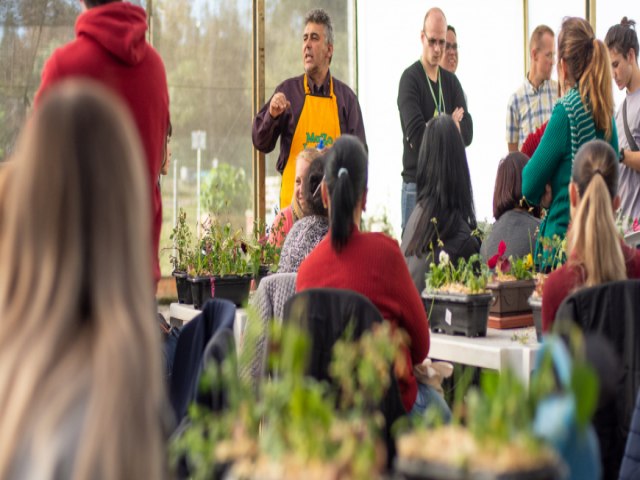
[279,74,341,208]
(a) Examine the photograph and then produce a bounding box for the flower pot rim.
[487,278,536,288]
[423,290,493,303]
[528,295,542,307]
[395,455,566,479]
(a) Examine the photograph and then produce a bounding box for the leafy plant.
[171,311,403,480]
[169,208,195,272]
[426,252,491,294]
[487,241,535,282]
[537,234,567,271]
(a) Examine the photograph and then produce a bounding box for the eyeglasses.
[445,42,458,52]
[423,33,446,49]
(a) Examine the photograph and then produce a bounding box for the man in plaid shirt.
[506,25,558,152]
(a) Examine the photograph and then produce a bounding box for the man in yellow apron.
[252,8,367,209]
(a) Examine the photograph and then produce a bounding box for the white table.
[169,303,248,353]
[429,327,541,387]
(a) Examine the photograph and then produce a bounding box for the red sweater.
[35,2,170,285]
[542,243,640,331]
[296,228,430,412]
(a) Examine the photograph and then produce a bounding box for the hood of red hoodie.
[76,2,148,66]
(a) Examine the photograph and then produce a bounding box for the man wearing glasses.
[440,25,459,74]
[397,8,473,230]
[506,25,558,152]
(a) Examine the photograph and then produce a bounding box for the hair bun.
[621,17,636,29]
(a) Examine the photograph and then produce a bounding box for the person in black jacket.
[397,7,472,230]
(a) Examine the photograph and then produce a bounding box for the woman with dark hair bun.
[278,155,329,273]
[480,152,540,261]
[402,115,480,294]
[297,135,449,419]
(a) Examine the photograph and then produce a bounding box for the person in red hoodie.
[35,0,170,287]
[296,135,450,421]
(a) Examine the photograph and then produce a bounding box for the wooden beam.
[252,0,266,229]
[523,0,529,78]
[586,0,596,32]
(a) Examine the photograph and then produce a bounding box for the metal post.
[252,0,266,227]
[172,157,178,246]
[196,149,201,238]
[523,0,529,78]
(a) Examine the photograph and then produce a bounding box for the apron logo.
[303,132,334,149]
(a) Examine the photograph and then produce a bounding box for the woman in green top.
[522,17,618,270]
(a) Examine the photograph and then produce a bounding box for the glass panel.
[152,0,253,275]
[358,0,524,231]
[0,0,79,161]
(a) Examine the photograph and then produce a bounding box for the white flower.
[439,250,450,266]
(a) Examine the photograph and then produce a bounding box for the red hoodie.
[36,2,170,285]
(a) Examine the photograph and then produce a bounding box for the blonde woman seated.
[268,148,321,247]
[0,81,166,479]
[278,155,329,273]
[542,140,640,331]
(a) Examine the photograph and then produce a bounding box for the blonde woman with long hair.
[0,80,166,479]
[541,140,640,331]
[522,17,618,270]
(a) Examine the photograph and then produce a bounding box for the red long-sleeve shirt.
[542,242,640,331]
[296,228,430,412]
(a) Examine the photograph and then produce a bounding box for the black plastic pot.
[529,295,543,342]
[211,274,252,307]
[172,271,193,304]
[422,291,492,337]
[488,279,535,315]
[395,457,566,480]
[188,275,213,309]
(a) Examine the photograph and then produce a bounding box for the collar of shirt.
[307,71,331,96]
[525,74,549,95]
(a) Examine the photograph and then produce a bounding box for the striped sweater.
[522,88,618,269]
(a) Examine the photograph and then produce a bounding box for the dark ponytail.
[605,17,639,60]
[323,135,368,252]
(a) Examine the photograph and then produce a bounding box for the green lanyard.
[425,66,445,116]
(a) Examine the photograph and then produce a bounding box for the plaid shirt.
[506,77,558,148]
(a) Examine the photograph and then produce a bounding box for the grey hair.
[304,8,334,45]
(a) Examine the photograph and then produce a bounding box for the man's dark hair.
[447,25,456,35]
[304,8,333,45]
[605,17,639,61]
[83,0,121,8]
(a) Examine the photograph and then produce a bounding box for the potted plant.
[170,208,195,304]
[171,313,403,479]
[247,220,282,289]
[529,235,567,341]
[423,253,492,337]
[485,241,536,328]
[395,329,602,480]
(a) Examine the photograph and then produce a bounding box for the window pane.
[0,0,79,160]
[152,0,253,275]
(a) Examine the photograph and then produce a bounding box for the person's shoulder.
[277,74,305,90]
[399,60,422,80]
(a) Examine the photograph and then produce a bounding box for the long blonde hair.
[0,81,166,479]
[567,140,625,287]
[558,17,614,140]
